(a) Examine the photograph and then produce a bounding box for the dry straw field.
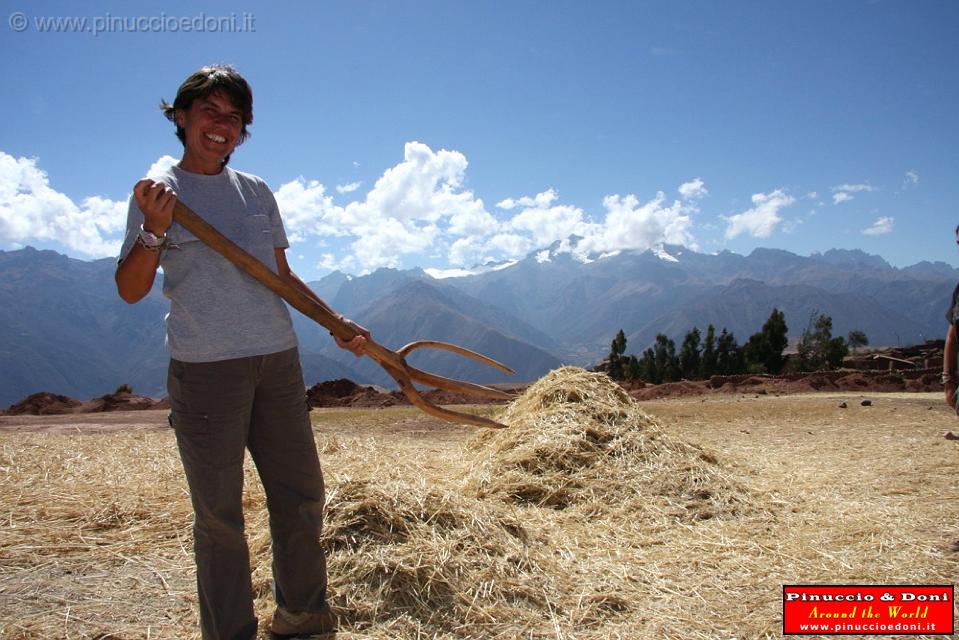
[1,367,957,639]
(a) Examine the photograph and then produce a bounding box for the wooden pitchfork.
[171,200,514,429]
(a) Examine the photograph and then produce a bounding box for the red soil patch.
[5,368,941,416]
[5,392,83,415]
[627,368,941,401]
[2,391,163,416]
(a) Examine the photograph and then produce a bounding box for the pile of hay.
[466,367,758,520]
[243,443,560,638]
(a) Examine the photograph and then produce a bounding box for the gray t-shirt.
[119,164,298,362]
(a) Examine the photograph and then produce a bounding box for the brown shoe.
[270,603,337,638]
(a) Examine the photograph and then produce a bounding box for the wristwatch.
[942,372,955,385]
[137,225,167,251]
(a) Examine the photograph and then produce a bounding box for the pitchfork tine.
[398,340,515,375]
[406,366,513,401]
[171,200,514,429]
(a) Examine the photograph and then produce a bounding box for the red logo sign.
[783,585,954,635]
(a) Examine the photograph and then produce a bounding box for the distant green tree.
[762,308,789,374]
[847,329,869,354]
[679,327,702,379]
[743,332,769,374]
[826,334,850,369]
[608,329,628,380]
[114,383,133,395]
[744,308,789,374]
[796,313,817,370]
[653,333,681,382]
[624,354,642,381]
[798,311,849,370]
[701,324,717,378]
[798,311,823,370]
[715,328,744,375]
[639,347,658,384]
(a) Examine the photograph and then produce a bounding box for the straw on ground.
[1,368,956,639]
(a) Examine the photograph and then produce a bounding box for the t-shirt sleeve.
[266,190,290,249]
[117,194,145,264]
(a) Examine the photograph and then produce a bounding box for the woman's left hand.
[335,318,371,357]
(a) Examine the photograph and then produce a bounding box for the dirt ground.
[1,391,957,639]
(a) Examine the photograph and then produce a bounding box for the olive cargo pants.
[167,347,328,640]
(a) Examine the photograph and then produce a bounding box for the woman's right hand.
[133,179,176,235]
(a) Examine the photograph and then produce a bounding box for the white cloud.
[317,251,355,273]
[336,142,495,270]
[832,192,853,204]
[579,191,696,254]
[81,195,128,236]
[356,142,473,223]
[678,178,707,200]
[274,142,500,271]
[0,152,127,258]
[274,178,347,243]
[506,195,588,247]
[834,183,876,193]
[283,147,707,272]
[447,236,485,267]
[901,170,919,190]
[832,182,876,204]
[447,201,498,237]
[452,188,589,264]
[492,184,701,262]
[349,217,434,270]
[335,181,361,194]
[145,155,177,180]
[724,189,795,239]
[0,146,709,274]
[485,232,535,258]
[862,216,894,236]
[496,189,558,210]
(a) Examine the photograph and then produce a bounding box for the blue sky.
[1,0,957,278]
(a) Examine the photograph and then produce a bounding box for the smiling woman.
[112,64,371,640]
[171,93,245,174]
[160,65,253,172]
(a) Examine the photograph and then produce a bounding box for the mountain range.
[1,242,956,406]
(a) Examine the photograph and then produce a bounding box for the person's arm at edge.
[116,237,163,303]
[274,248,369,357]
[945,323,957,408]
[115,180,175,303]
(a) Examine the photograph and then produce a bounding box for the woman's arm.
[274,248,370,357]
[115,180,176,303]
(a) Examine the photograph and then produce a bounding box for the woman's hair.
[161,64,253,164]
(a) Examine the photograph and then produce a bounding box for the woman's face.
[176,91,245,173]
